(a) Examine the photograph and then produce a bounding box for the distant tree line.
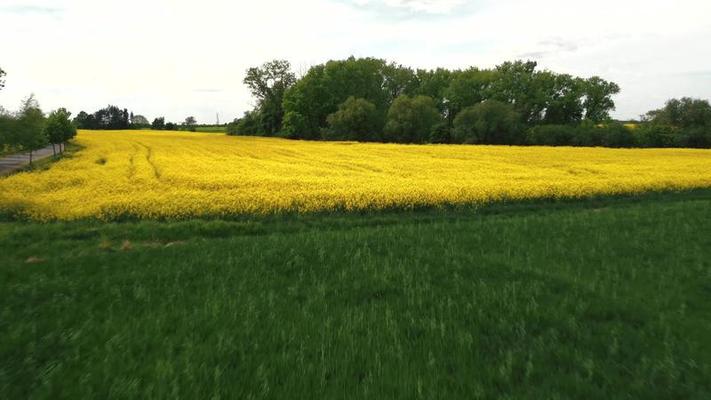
[227,57,711,148]
[73,105,196,132]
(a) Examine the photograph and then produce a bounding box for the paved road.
[0,146,57,176]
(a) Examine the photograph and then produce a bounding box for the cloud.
[517,38,579,60]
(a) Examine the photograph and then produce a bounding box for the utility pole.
[216,113,220,125]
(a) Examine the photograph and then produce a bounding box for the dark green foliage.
[183,116,197,132]
[1,191,711,398]
[151,117,165,130]
[14,95,47,162]
[226,110,264,136]
[325,97,382,141]
[583,77,620,122]
[44,108,76,149]
[429,122,451,144]
[164,122,177,131]
[527,123,634,147]
[445,68,496,120]
[73,105,131,130]
[452,100,521,144]
[383,95,441,143]
[644,97,711,128]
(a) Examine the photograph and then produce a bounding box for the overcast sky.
[1,0,710,123]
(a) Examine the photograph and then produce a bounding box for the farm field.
[1,129,711,220]
[1,191,711,399]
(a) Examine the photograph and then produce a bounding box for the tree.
[165,122,177,131]
[383,95,441,143]
[452,100,521,144]
[44,108,76,155]
[226,110,262,136]
[541,73,586,125]
[325,97,381,141]
[583,77,620,122]
[244,60,296,135]
[282,57,393,139]
[488,60,547,125]
[413,68,453,116]
[643,97,711,128]
[131,115,149,127]
[151,117,165,130]
[0,67,5,91]
[184,116,197,131]
[445,68,496,123]
[15,95,47,164]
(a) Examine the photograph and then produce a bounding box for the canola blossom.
[1,130,711,220]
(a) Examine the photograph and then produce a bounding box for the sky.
[1,0,710,123]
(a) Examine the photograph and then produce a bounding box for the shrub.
[452,100,521,144]
[526,124,574,146]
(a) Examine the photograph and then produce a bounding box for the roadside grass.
[1,191,710,399]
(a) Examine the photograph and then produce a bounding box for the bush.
[526,124,574,146]
[383,95,441,143]
[325,97,381,141]
[226,111,263,136]
[452,100,521,144]
[429,122,451,144]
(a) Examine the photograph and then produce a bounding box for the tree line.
[73,105,197,132]
[227,57,711,148]
[0,95,77,163]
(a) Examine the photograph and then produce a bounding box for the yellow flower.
[1,129,710,220]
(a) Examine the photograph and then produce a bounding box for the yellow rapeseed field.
[1,129,711,220]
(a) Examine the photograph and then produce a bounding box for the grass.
[1,191,710,399]
[194,125,227,133]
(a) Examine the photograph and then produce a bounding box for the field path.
[0,146,56,176]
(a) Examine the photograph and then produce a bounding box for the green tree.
[413,68,453,115]
[325,97,381,141]
[226,110,263,136]
[15,95,47,164]
[445,68,496,123]
[281,111,309,139]
[452,100,521,144]
[151,117,165,130]
[643,97,711,128]
[383,95,441,143]
[541,73,586,125]
[44,108,76,155]
[583,77,620,122]
[244,60,296,135]
[184,116,196,131]
[488,60,547,125]
[282,57,393,139]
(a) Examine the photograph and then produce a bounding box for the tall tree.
[45,108,76,155]
[15,95,47,164]
[243,60,296,135]
[583,77,620,122]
